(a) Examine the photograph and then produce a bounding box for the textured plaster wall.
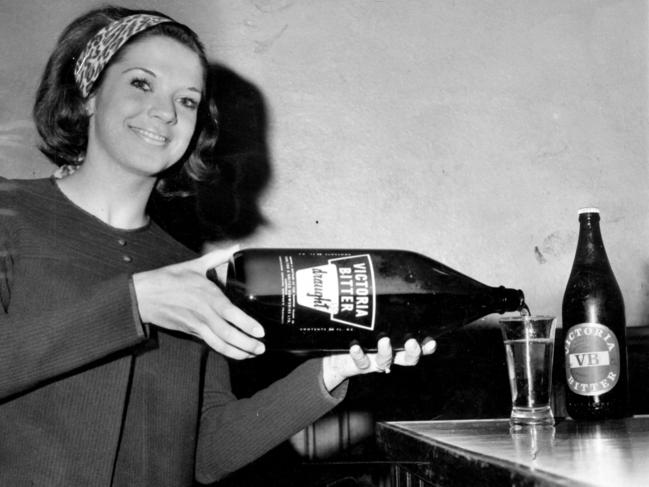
[1,0,647,327]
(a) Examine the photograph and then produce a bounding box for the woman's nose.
[149,95,177,124]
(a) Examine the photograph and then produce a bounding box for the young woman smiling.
[0,6,435,485]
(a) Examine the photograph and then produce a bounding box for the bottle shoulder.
[565,265,622,288]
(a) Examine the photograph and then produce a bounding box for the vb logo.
[568,351,610,368]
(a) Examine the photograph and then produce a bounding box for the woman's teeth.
[132,127,167,143]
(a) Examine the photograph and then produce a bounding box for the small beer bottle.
[562,208,630,420]
[208,248,525,353]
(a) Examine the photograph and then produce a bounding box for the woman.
[0,6,435,485]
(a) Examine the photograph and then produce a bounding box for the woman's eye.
[179,97,199,110]
[130,78,151,91]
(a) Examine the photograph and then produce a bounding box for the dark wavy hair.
[33,6,220,197]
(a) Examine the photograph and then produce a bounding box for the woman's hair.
[33,6,220,197]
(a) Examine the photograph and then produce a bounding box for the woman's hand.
[321,337,437,391]
[131,246,266,360]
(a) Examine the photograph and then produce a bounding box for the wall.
[1,0,647,327]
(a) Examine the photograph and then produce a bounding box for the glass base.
[510,405,554,426]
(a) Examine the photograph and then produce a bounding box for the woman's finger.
[199,326,257,360]
[219,303,265,338]
[193,244,241,274]
[350,344,371,370]
[394,338,421,366]
[375,336,393,372]
[422,338,437,355]
[203,311,265,356]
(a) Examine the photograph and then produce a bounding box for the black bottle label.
[564,323,620,396]
[282,254,376,330]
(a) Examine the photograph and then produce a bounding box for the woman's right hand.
[131,246,266,360]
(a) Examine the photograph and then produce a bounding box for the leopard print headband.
[74,14,173,98]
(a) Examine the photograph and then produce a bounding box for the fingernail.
[422,340,437,354]
[255,343,266,354]
[252,326,265,338]
[405,339,419,351]
[350,344,362,354]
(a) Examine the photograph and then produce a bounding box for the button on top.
[117,238,127,246]
[122,255,133,263]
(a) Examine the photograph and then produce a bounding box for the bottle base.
[566,402,630,421]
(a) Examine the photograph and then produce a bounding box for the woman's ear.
[85,95,96,117]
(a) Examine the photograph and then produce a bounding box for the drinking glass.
[500,316,557,426]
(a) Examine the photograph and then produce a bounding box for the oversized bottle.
[208,248,525,352]
[562,208,630,420]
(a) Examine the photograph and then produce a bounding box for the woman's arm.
[0,267,147,400]
[195,354,346,484]
[194,338,436,483]
[0,224,264,401]
[0,181,150,400]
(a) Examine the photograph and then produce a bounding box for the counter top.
[377,415,649,486]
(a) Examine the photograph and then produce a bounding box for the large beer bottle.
[562,208,630,420]
[208,248,525,352]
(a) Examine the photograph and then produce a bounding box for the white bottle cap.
[578,207,600,215]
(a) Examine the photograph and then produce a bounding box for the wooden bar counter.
[377,415,649,487]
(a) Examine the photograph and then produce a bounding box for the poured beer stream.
[208,248,525,353]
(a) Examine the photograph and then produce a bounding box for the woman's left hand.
[322,337,437,391]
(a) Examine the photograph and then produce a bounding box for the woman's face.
[85,35,204,179]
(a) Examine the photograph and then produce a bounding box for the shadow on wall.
[149,64,272,252]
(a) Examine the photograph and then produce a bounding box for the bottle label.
[564,322,620,396]
[293,254,376,330]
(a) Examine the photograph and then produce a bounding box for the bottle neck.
[573,212,610,267]
[495,286,525,313]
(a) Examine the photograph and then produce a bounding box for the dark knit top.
[0,177,346,486]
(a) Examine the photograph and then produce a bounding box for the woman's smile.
[129,124,170,145]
